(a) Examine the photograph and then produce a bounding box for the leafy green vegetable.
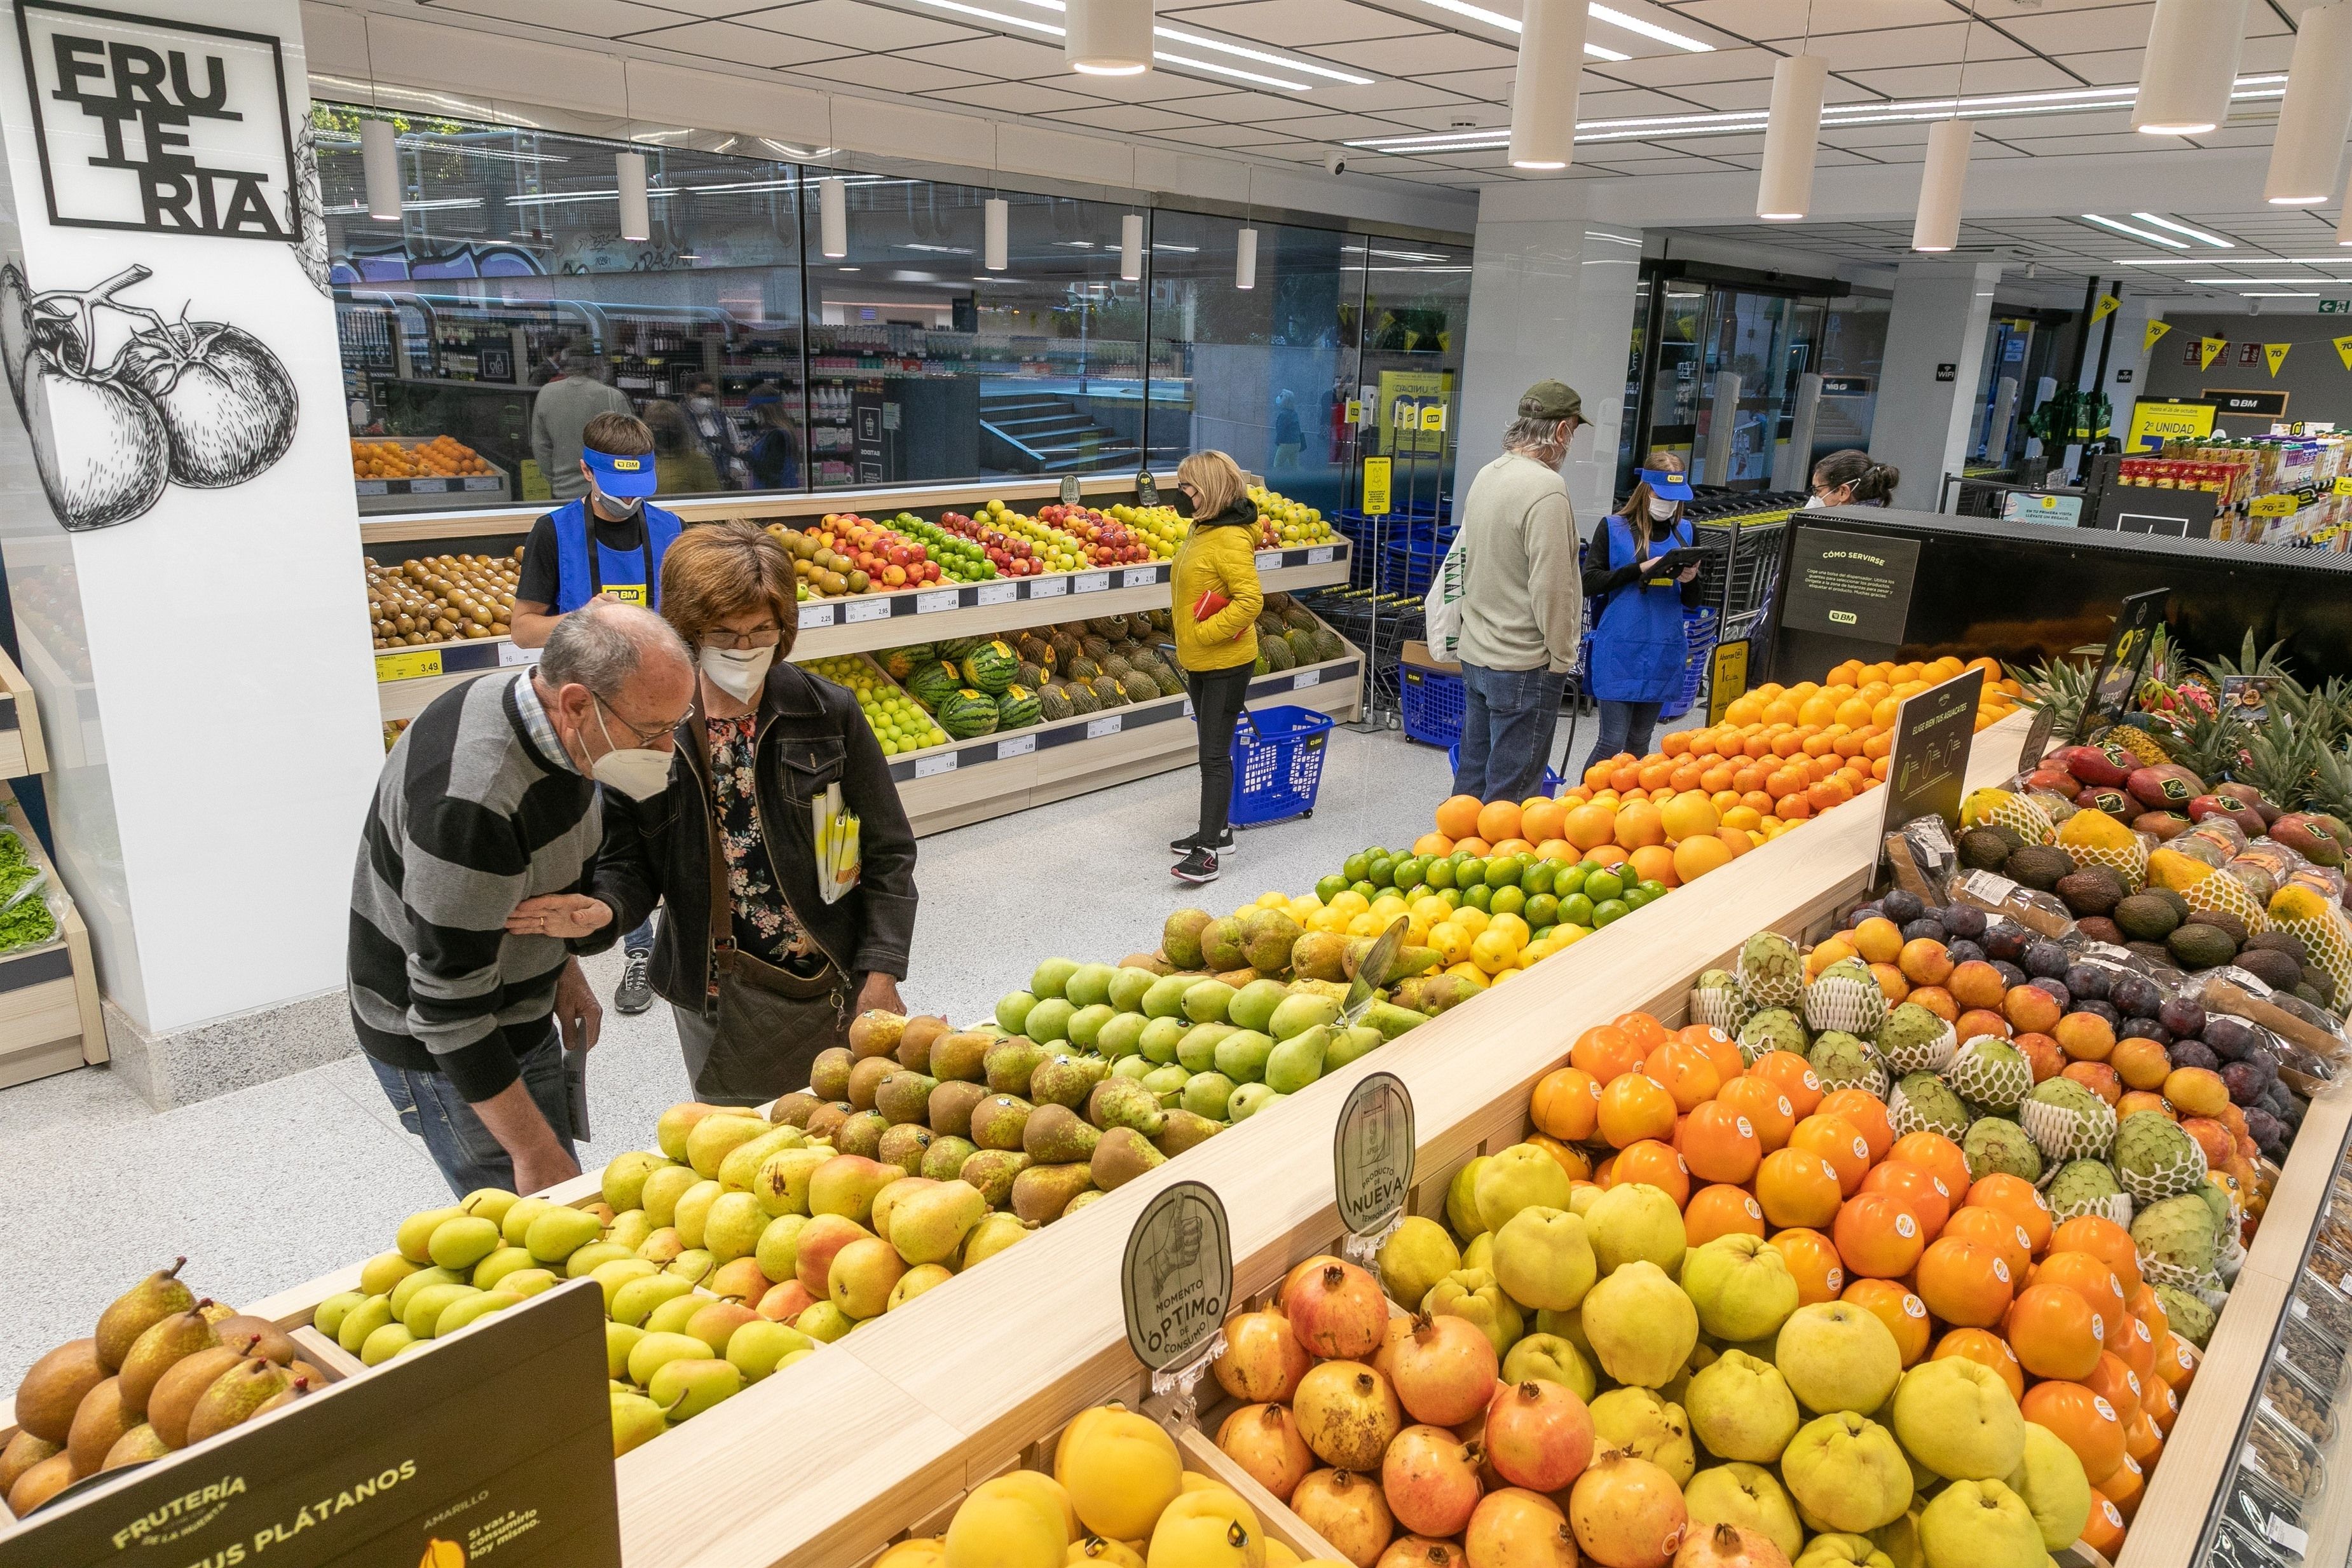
[0,890,54,951]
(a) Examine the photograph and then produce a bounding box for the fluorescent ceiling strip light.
[1588,4,1709,51]
[2119,255,2352,265]
[2079,214,2191,247]
[980,0,1362,82]
[1411,0,1625,57]
[2187,276,2328,283]
[2130,212,2234,246]
[2240,291,2317,296]
[1152,51,1309,89]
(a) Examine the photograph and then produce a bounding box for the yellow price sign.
[377,648,446,683]
[2250,493,2299,518]
[1344,399,1362,425]
[2125,399,2215,450]
[1418,404,1446,433]
[1707,640,1750,725]
[602,584,648,606]
[1362,457,1393,517]
[2334,477,2352,496]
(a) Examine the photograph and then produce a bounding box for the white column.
[1868,259,2004,510]
[2100,294,2164,450]
[0,1,381,1071]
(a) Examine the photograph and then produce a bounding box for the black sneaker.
[1172,845,1220,883]
[1170,829,1236,856]
[1170,832,1201,854]
[614,951,653,1015]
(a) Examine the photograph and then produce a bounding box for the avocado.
[2053,866,2127,917]
[1960,828,2018,870]
[2113,893,2184,943]
[2004,844,2077,891]
[2147,886,2191,922]
[2166,923,2239,971]
[2196,910,2250,946]
[2241,930,2308,965]
[2235,947,2304,992]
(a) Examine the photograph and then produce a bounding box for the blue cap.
[584,446,657,498]
[1639,468,1693,501]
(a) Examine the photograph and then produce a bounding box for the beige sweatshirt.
[1453,451,1583,674]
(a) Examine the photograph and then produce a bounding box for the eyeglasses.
[704,625,783,650]
[594,692,689,747]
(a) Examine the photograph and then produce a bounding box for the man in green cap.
[1445,379,1587,801]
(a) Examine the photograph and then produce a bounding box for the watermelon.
[935,637,983,662]
[939,688,1001,739]
[906,660,962,711]
[962,639,1018,695]
[998,685,1042,729]
[880,643,934,681]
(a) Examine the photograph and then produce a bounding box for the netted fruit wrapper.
[2018,1094,2119,1162]
[1689,977,1753,1036]
[1804,972,1889,1035]
[1946,1042,2033,1112]
[1878,1019,1957,1076]
[1889,1081,1968,1142]
[2065,836,2148,894]
[2116,1138,2210,1206]
[2044,1182,2132,1228]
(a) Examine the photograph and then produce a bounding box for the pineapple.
[2016,655,2095,740]
[2241,724,2318,813]
[2306,742,2352,823]
[2162,706,2253,786]
[2198,631,2296,690]
[2101,716,2172,766]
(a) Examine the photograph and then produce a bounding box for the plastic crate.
[1445,740,1566,796]
[1662,606,1720,721]
[1229,705,1336,828]
[1400,662,1464,747]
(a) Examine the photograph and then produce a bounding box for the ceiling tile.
[435,0,695,34]
[1999,3,2157,55]
[1047,67,1247,105]
[1598,46,1788,88]
[1810,23,2027,71]
[1161,0,1439,47]
[620,18,862,66]
[724,1,982,49]
[2055,45,2147,85]
[919,80,1106,113]
[1252,110,1435,140]
[899,34,1070,79]
[1043,104,1217,133]
[1578,86,1719,118]
[816,54,992,93]
[1841,57,2079,97]
[1670,0,1971,39]
[1314,30,1515,74]
[1818,120,1934,148]
[1404,66,1519,102]
[1298,80,1482,114]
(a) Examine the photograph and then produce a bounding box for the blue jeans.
[368,1030,575,1199]
[625,913,655,956]
[1582,699,1665,774]
[1453,664,1567,803]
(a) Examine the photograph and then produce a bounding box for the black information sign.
[2019,704,2058,774]
[1334,1073,1416,1238]
[2075,587,2168,740]
[1136,470,1160,507]
[1782,526,1922,647]
[1121,1180,1233,1374]
[1060,475,1084,507]
[2205,388,2290,418]
[1935,362,1957,383]
[1821,375,1873,398]
[1,1283,617,1568]
[1882,668,1985,838]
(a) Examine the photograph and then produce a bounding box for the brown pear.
[13,1339,106,1442]
[102,1424,170,1471]
[0,1431,60,1499]
[6,1451,74,1518]
[94,1258,194,1371]
[184,1359,289,1445]
[251,1374,315,1419]
[65,1377,137,1477]
[118,1305,219,1417]
[287,1361,328,1389]
[208,1314,297,1366]
[146,1345,249,1449]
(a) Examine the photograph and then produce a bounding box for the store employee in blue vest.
[1580,452,1706,772]
[510,410,682,1017]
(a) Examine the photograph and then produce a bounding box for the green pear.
[1225,1084,1278,1121]
[359,1251,422,1298]
[673,1181,723,1249]
[1214,1028,1275,1084]
[1685,1463,1803,1562]
[1262,1026,1329,1093]
[1446,1156,1491,1238]
[612,1389,669,1455]
[1501,1333,1595,1401]
[1267,992,1341,1040]
[523,1206,605,1264]
[1376,1217,1461,1314]
[1097,1013,1149,1060]
[498,1268,559,1298]
[1137,1014,1187,1063]
[1680,1234,1799,1342]
[1141,974,1193,1019]
[1423,1267,1522,1360]
[962,1212,1034,1268]
[795,1301,854,1342]
[627,1330,715,1387]
[1685,1348,1801,1462]
[727,1320,814,1382]
[311,1293,366,1344]
[606,1321,646,1379]
[1140,1065,1191,1105]
[402,1283,481,1339]
[639,1167,700,1228]
[753,1147,831,1218]
[606,1210,655,1253]
[2002,1423,2092,1550]
[1182,978,1236,1024]
[889,1180,987,1266]
[685,1113,770,1179]
[646,1295,706,1337]
[471,1247,538,1290]
[1032,957,1080,999]
[665,1249,718,1286]
[610,1272,695,1328]
[756,1215,809,1284]
[1025,997,1076,1043]
[1226,978,1289,1034]
[995,990,1037,1034]
[1088,1078,1166,1138]
[388,1266,466,1323]
[564,1241,635,1279]
[1892,1358,2025,1482]
[1181,1072,1234,1121]
[589,1258,662,1310]
[889,1264,953,1310]
[1590,1386,1694,1482]
[1491,1206,1597,1312]
[1917,1480,2043,1568]
[1777,1302,1903,1416]
[656,1102,723,1161]
[360,1324,416,1367]
[1782,1412,1914,1534]
[396,1207,465,1265]
[703,1192,770,1264]
[648,1356,742,1420]
[1585,1182,1689,1276]
[718,1127,804,1192]
[1473,1144,1573,1234]
[684,1300,759,1356]
[1108,966,1159,1012]
[1324,1025,1383,1072]
[807,1156,900,1224]
[1582,1260,1697,1389]
[436,1292,516,1337]
[1176,1022,1233,1073]
[601,1150,668,1212]
[335,1295,395,1355]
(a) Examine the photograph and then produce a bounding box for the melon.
[1285,629,1319,667]
[1263,637,1296,672]
[1091,676,1128,708]
[906,660,962,711]
[1067,657,1102,682]
[1037,684,1073,723]
[1016,662,1046,690]
[939,688,1001,739]
[1119,674,1161,706]
[962,639,1019,695]
[1067,681,1101,715]
[880,643,934,681]
[998,685,1043,730]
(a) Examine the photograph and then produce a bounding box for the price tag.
[1182,699,1194,719]
[355,479,388,495]
[2252,493,2299,518]
[2269,1517,2310,1554]
[463,475,501,492]
[2292,1297,2309,1319]
[1074,571,1110,594]
[497,642,540,668]
[1060,475,1083,507]
[2019,706,2056,772]
[915,589,959,615]
[996,732,1037,760]
[1087,715,1122,739]
[1255,551,1282,570]
[844,597,892,624]
[377,648,446,683]
[1030,576,1067,598]
[1121,1180,1233,1374]
[1295,668,1322,688]
[914,751,957,778]
[1307,545,1335,564]
[1334,1072,1415,1245]
[976,580,1018,606]
[800,601,837,628]
[2335,477,2352,497]
[1122,567,1158,589]
[409,477,450,493]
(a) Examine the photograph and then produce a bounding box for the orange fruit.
[2021,1380,2128,1483]
[1718,1075,1798,1153]
[1564,803,1617,850]
[1644,1041,1723,1114]
[2079,1492,2127,1558]
[2054,1012,2117,1062]
[2004,985,2062,1036]
[1934,1326,2025,1402]
[2048,1215,2140,1293]
[2143,1377,2181,1436]
[1843,1278,1931,1367]
[2152,1329,2196,1391]
[2032,1251,2128,1345]
[2103,1451,2147,1520]
[1914,1236,2014,1328]
[2083,1351,2145,1416]
[1528,1134,1594,1183]
[1954,1008,2012,1044]
[1679,1023,1746,1085]
[1898,938,1953,986]
[1686,1184,1768,1246]
[1906,985,1957,1023]
[1476,799,1523,843]
[1817,1089,1892,1163]
[2015,1032,2065,1083]
[1597,1072,1677,1149]
[1615,800,1665,850]
[2006,1283,2105,1381]
[1615,1012,1671,1051]
[1435,794,1482,839]
[1790,1114,1872,1196]
[2112,1302,2157,1379]
[2062,1061,2122,1104]
[1886,1132,1971,1203]
[1940,1206,2033,1281]
[1770,1227,1846,1306]
[1853,917,1904,965]
[1531,1066,1604,1142]
[1833,1192,1926,1279]
[1860,1159,1951,1239]
[1749,1051,1824,1117]
[1947,960,2008,1012]
[1966,1174,2054,1256]
[2110,1037,2171,1092]
[1756,1147,1843,1229]
[1571,1025,1644,1083]
[1613,1139,1692,1207]
[1521,798,1565,845]
[1681,1101,1764,1185]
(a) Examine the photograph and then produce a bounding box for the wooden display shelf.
[0,646,47,780]
[0,782,103,1091]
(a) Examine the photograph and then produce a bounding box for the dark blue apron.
[549,497,683,612]
[1589,512,1693,703]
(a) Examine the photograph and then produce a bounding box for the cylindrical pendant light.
[362,118,401,221]
[2133,0,2248,134]
[1067,0,1152,75]
[985,197,1009,270]
[1912,118,1973,252]
[819,175,848,259]
[615,151,650,242]
[1235,226,1258,290]
[2265,2,2352,203]
[1757,53,1828,221]
[1508,0,1589,170]
[1120,212,1144,280]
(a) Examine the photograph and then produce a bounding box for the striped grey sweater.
[348,672,613,1100]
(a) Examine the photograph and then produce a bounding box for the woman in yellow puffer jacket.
[1167,449,1264,883]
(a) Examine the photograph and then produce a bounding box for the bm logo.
[16,2,302,242]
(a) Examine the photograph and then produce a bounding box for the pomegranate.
[1280,1253,1348,1307]
[1379,1540,1469,1568]
[1292,1468,1396,1568]
[1215,1306,1311,1403]
[1568,1453,1687,1568]
[1294,1361,1404,1471]
[1383,1425,1486,1537]
[1391,1314,1502,1427]
[1289,1260,1390,1360]
[1465,1488,1578,1568]
[1485,1381,1596,1492]
[1215,1402,1315,1501]
[1371,1312,1415,1382]
[1674,1524,1789,1568]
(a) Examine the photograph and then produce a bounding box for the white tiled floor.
[0,726,1454,1388]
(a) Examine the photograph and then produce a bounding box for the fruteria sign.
[2125,397,2216,450]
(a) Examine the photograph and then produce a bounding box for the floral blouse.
[708,714,826,976]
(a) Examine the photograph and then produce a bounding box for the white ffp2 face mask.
[1647,496,1679,522]
[702,644,774,702]
[589,703,674,801]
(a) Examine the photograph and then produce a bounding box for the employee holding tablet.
[1580,453,1706,772]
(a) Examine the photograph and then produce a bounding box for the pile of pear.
[2,1261,321,1518]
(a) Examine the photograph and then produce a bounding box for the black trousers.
[1187,663,1253,840]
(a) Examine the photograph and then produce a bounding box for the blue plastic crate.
[1446,740,1566,796]
[1662,608,1721,721]
[1400,663,1464,747]
[1229,705,1336,827]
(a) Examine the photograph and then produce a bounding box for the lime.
[1342,852,1370,883]
[1457,857,1487,889]
[1622,887,1656,911]
[1484,857,1519,890]
[1558,892,1595,927]
[1554,864,1588,897]
[1351,880,1378,901]
[1395,856,1428,889]
[1525,893,1560,927]
[1532,924,1556,942]
[1368,856,1396,889]
[1593,898,1631,927]
[1315,875,1348,903]
[1489,886,1526,918]
[1638,880,1670,901]
[1522,861,1557,896]
[1426,859,1456,889]
[1461,883,1493,912]
[1585,869,1625,903]
[1440,887,1463,908]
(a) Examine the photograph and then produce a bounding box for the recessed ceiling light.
[2079,214,2190,247]
[2129,212,2233,247]
[1412,0,1636,58]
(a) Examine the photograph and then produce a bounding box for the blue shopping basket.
[1229,705,1336,827]
[1446,740,1566,796]
[1400,663,1465,747]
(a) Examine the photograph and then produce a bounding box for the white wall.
[1870,260,2003,511]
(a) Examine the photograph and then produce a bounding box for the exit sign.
[2321,299,2352,313]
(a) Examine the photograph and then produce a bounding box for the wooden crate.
[0,646,48,781]
[0,783,103,1090]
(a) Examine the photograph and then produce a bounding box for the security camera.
[1323,148,1350,177]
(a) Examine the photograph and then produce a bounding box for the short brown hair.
[583,410,653,458]
[1175,449,1248,522]
[660,521,800,657]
